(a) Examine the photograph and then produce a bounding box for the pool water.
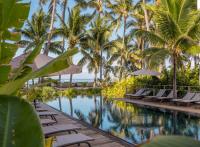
[47,95,200,144]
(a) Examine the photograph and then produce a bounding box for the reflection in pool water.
[47,95,200,144]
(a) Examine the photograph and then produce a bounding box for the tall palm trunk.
[142,0,150,31]
[119,16,127,80]
[94,70,97,87]
[172,53,177,98]
[100,48,103,81]
[99,11,103,81]
[59,0,68,87]
[69,98,73,117]
[45,0,56,55]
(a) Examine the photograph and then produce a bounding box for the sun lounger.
[154,90,174,101]
[175,93,200,104]
[38,111,58,122]
[43,124,81,137]
[140,90,151,97]
[126,88,146,97]
[52,133,94,147]
[36,108,48,112]
[40,119,57,126]
[144,89,166,99]
[172,92,195,102]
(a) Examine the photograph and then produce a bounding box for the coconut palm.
[78,16,115,85]
[54,5,92,85]
[78,47,101,87]
[135,0,200,98]
[39,0,60,55]
[77,0,109,80]
[107,0,135,80]
[76,0,104,14]
[110,35,141,79]
[17,10,62,54]
[57,0,68,84]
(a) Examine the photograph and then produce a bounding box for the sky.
[21,0,98,81]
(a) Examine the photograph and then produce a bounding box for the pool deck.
[114,98,200,117]
[41,103,134,147]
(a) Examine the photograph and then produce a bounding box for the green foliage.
[22,86,57,102]
[56,88,102,98]
[22,87,101,102]
[0,95,44,147]
[142,136,200,147]
[0,1,78,96]
[102,77,136,98]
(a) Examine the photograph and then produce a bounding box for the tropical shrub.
[102,77,136,98]
[23,86,57,102]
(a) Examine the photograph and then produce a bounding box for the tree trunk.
[119,16,127,80]
[100,49,103,81]
[69,99,73,117]
[32,79,34,85]
[59,0,67,86]
[142,0,150,31]
[94,72,97,87]
[173,54,177,98]
[99,10,103,81]
[70,74,73,87]
[45,0,56,55]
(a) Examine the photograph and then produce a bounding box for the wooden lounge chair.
[38,111,58,122]
[40,119,57,126]
[172,92,195,102]
[175,93,200,104]
[43,124,81,137]
[52,133,94,147]
[126,88,146,97]
[144,89,166,99]
[154,90,174,101]
[36,108,48,112]
[140,90,151,97]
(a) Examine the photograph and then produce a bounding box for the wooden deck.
[114,98,200,117]
[40,103,133,147]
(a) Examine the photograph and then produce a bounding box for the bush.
[102,77,136,98]
[22,86,56,102]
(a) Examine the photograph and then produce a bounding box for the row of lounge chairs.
[33,102,94,147]
[126,88,200,105]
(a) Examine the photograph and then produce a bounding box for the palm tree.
[77,0,106,80]
[58,0,68,85]
[17,10,62,55]
[128,0,154,69]
[109,35,141,79]
[135,0,200,98]
[78,16,114,86]
[107,0,134,80]
[39,0,60,55]
[79,48,101,87]
[77,0,104,14]
[54,5,92,85]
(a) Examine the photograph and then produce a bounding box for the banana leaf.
[0,95,45,147]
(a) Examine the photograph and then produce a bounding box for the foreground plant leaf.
[0,95,44,147]
[141,136,200,147]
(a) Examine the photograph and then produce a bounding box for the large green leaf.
[142,136,200,147]
[0,0,30,30]
[0,48,78,95]
[0,95,45,147]
[0,65,11,84]
[0,42,18,64]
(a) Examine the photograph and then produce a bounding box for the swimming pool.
[47,95,200,144]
